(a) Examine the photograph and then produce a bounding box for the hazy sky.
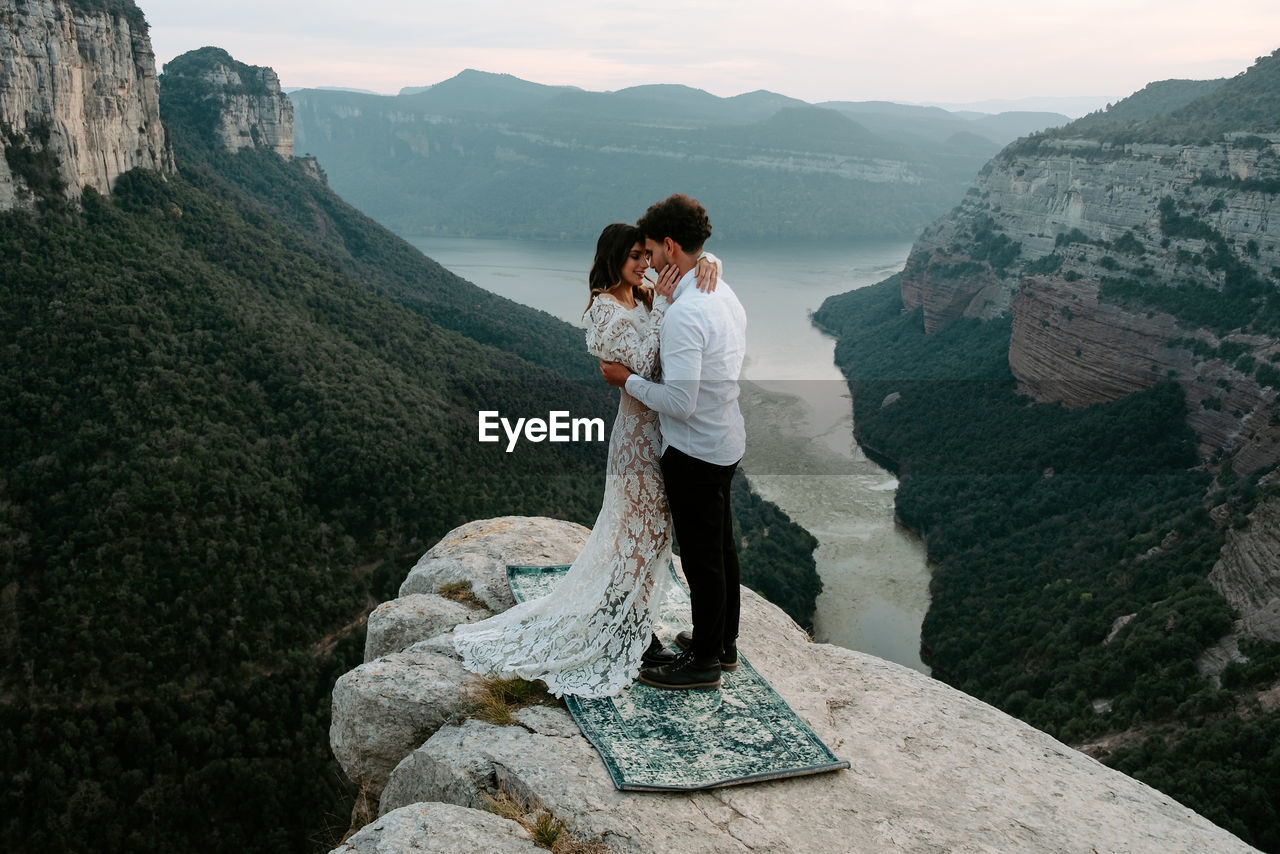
[142,1,1279,111]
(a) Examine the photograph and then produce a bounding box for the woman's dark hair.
[636,193,712,254]
[586,222,651,313]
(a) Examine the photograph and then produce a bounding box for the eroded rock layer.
[901,132,1280,473]
[1010,275,1280,467]
[1209,472,1280,642]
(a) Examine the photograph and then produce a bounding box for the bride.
[452,222,717,698]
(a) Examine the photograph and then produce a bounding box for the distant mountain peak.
[920,95,1115,118]
[1059,78,1228,135]
[1036,48,1280,143]
[396,69,580,107]
[456,68,529,82]
[760,104,870,135]
[611,83,719,104]
[307,86,383,95]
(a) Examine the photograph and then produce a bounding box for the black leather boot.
[641,633,678,667]
[674,630,738,669]
[638,649,722,690]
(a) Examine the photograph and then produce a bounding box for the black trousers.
[660,445,741,661]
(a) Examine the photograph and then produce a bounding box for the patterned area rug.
[507,564,850,791]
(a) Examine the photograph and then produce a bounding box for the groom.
[601,193,747,690]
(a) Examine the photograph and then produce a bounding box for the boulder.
[330,643,475,798]
[364,594,485,662]
[399,517,590,611]
[381,710,750,853]
[331,802,539,854]
[379,706,581,819]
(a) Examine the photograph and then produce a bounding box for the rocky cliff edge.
[0,0,174,208]
[327,516,1257,854]
[160,46,294,159]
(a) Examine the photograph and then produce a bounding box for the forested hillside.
[1032,48,1279,143]
[0,135,609,854]
[816,276,1280,850]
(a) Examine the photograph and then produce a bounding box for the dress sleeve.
[585,297,664,382]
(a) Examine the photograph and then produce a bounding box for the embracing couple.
[453,193,747,697]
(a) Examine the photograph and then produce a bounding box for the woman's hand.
[600,360,631,387]
[694,255,719,293]
[653,264,681,299]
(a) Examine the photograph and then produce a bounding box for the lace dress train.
[452,295,674,698]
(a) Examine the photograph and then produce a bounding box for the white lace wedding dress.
[452,293,675,698]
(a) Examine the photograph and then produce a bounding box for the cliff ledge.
[328,516,1257,853]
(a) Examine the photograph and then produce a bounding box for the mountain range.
[289,70,1070,241]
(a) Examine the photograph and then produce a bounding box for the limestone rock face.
[899,241,1014,334]
[0,0,174,208]
[1010,276,1186,404]
[205,63,294,158]
[160,47,295,159]
[333,802,539,854]
[1209,473,1280,642]
[332,516,589,801]
[910,138,1280,286]
[902,135,1280,474]
[329,516,1258,854]
[329,644,475,799]
[1009,276,1279,467]
[380,713,757,854]
[364,594,484,662]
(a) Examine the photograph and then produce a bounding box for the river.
[407,235,932,674]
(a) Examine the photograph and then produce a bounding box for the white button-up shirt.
[624,267,747,466]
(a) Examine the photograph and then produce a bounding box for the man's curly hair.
[636,194,712,254]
